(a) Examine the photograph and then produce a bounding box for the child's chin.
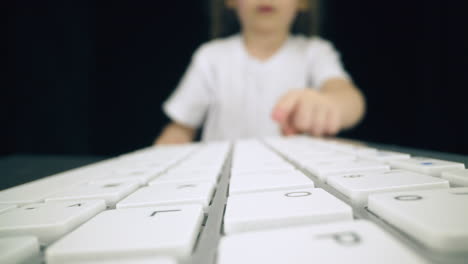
[252,21,283,33]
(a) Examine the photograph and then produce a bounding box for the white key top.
[174,166,223,177]
[45,180,140,207]
[359,150,410,163]
[233,154,280,160]
[368,187,468,253]
[231,166,294,176]
[233,155,283,163]
[224,188,352,234]
[0,151,172,205]
[0,200,105,245]
[292,152,356,166]
[151,170,219,184]
[112,162,166,172]
[231,168,294,178]
[0,174,79,205]
[77,257,177,264]
[179,159,223,166]
[46,205,204,263]
[327,170,449,206]
[79,257,177,264]
[0,204,16,214]
[103,168,165,184]
[233,156,282,165]
[117,181,215,211]
[229,170,314,195]
[0,236,40,264]
[275,145,334,156]
[169,166,221,176]
[330,144,377,155]
[88,177,145,187]
[231,163,294,175]
[389,157,465,177]
[441,169,468,186]
[305,160,389,182]
[218,220,428,264]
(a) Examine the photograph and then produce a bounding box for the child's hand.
[272,89,342,137]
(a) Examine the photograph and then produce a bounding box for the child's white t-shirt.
[163,34,351,141]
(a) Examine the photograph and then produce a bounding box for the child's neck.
[242,29,289,61]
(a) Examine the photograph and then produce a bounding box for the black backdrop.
[5,0,468,156]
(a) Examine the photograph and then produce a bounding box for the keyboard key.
[218,220,428,264]
[179,158,224,167]
[441,169,468,186]
[231,168,294,179]
[88,177,145,187]
[45,180,140,207]
[117,181,215,211]
[0,204,16,214]
[389,157,465,177]
[151,170,219,184]
[111,162,166,172]
[304,160,389,182]
[229,170,314,195]
[0,151,174,206]
[291,152,356,166]
[330,144,377,155]
[169,166,221,176]
[0,200,105,245]
[231,162,294,175]
[270,143,334,156]
[102,168,165,185]
[0,172,83,205]
[359,150,410,163]
[46,205,204,263]
[327,170,449,206]
[73,256,177,264]
[75,257,177,264]
[368,188,468,253]
[233,155,284,165]
[224,188,352,234]
[284,145,334,155]
[0,236,40,264]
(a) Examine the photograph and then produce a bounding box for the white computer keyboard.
[0,136,467,264]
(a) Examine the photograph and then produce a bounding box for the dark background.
[5,0,468,157]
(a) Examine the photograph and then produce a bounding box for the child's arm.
[154,122,196,145]
[272,77,365,137]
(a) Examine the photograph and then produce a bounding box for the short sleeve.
[307,38,352,89]
[163,46,213,128]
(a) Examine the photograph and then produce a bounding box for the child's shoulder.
[193,34,242,59]
[289,35,339,53]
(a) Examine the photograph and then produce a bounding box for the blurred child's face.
[227,0,308,34]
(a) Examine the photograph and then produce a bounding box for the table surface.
[1,142,467,192]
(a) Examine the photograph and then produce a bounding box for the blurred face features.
[227,0,308,34]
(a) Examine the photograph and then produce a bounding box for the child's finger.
[293,99,313,133]
[310,107,327,136]
[272,90,301,125]
[281,104,299,136]
[281,124,299,136]
[324,109,340,136]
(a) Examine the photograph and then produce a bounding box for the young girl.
[155,0,365,144]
